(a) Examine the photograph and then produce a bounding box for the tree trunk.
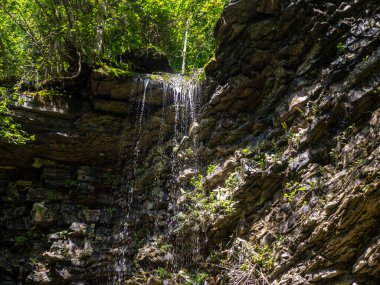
[181,17,191,75]
[61,0,79,52]
[95,0,106,54]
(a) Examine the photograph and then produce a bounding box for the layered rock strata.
[1,0,380,284]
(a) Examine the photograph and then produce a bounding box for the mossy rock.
[27,90,64,97]
[94,63,136,79]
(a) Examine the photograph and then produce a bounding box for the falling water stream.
[108,73,201,284]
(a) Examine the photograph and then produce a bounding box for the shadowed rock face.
[185,0,380,284]
[0,73,199,284]
[117,48,174,74]
[0,0,380,284]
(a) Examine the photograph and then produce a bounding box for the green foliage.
[283,180,316,202]
[225,173,240,190]
[222,239,274,284]
[159,242,172,252]
[155,267,169,279]
[190,174,204,191]
[182,171,236,226]
[184,147,193,156]
[242,146,252,155]
[29,90,64,97]
[254,153,267,169]
[283,182,305,202]
[206,164,216,175]
[281,122,292,140]
[95,62,134,78]
[185,187,234,216]
[252,245,274,270]
[0,0,226,81]
[336,42,345,51]
[56,230,68,239]
[329,148,338,161]
[0,0,226,141]
[106,207,117,216]
[362,54,369,62]
[14,231,33,247]
[281,121,300,147]
[100,170,115,185]
[0,87,35,144]
[135,168,145,175]
[185,272,208,285]
[361,185,369,193]
[64,179,78,189]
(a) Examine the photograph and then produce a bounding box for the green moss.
[34,203,46,214]
[28,90,64,97]
[95,62,135,79]
[148,73,172,82]
[148,74,161,81]
[161,73,172,81]
[32,158,55,169]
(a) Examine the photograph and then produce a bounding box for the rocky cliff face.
[1,0,380,284]
[195,0,380,283]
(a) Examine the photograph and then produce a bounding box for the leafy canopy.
[0,87,35,144]
[0,0,227,144]
[0,0,227,81]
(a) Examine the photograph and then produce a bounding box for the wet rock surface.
[1,0,380,284]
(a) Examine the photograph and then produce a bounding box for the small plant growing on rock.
[135,168,145,175]
[336,42,345,51]
[180,172,236,227]
[242,146,252,155]
[254,153,267,169]
[100,170,115,185]
[281,122,292,139]
[190,174,204,191]
[225,173,240,190]
[206,164,216,175]
[282,122,300,148]
[185,147,193,156]
[220,238,273,284]
[64,179,78,188]
[155,267,169,279]
[283,182,306,202]
[297,107,306,118]
[362,54,369,62]
[253,245,274,270]
[56,230,68,238]
[14,231,33,247]
[106,207,118,215]
[283,180,316,202]
[159,242,172,252]
[185,272,208,285]
[329,148,338,161]
[61,247,69,256]
[361,185,369,193]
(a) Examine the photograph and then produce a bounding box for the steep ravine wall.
[192,0,380,283]
[1,0,380,284]
[191,0,380,283]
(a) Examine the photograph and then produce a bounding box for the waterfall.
[108,73,201,284]
[162,74,201,144]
